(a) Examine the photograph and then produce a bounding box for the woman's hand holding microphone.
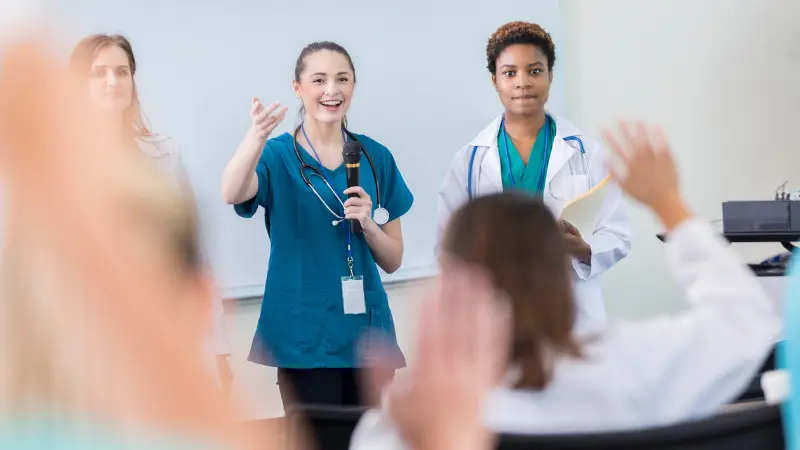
[343,186,376,233]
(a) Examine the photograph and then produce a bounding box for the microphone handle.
[345,163,362,234]
[348,191,362,234]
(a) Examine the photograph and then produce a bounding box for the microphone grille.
[343,141,362,164]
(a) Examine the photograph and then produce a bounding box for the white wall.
[560,0,800,319]
[46,0,565,299]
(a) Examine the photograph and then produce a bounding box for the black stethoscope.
[292,124,389,226]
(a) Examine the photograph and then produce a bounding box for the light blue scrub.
[234,132,413,369]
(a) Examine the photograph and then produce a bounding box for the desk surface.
[655,234,791,277]
[749,266,786,277]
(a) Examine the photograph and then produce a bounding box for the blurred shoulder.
[137,133,180,160]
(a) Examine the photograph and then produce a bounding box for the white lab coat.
[437,113,631,331]
[350,219,781,449]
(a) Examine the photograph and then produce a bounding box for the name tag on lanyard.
[342,275,365,314]
[341,225,366,314]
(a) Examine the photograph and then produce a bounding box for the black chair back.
[285,404,368,450]
[497,403,783,450]
[285,403,783,450]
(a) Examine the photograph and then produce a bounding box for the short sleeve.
[233,151,271,219]
[379,147,413,222]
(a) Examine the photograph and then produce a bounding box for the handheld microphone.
[343,141,362,234]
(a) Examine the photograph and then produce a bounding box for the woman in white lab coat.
[351,122,780,449]
[437,21,630,330]
[68,34,232,392]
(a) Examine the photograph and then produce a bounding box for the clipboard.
[559,175,612,236]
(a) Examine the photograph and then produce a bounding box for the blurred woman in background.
[68,34,232,392]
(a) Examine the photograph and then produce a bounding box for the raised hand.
[602,122,680,210]
[603,121,690,229]
[384,261,509,450]
[250,98,287,142]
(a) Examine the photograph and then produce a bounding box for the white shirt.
[138,135,230,376]
[350,219,780,449]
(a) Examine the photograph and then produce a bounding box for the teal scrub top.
[234,132,414,369]
[498,115,556,194]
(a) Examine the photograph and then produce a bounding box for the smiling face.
[492,43,553,118]
[292,49,355,125]
[87,44,134,114]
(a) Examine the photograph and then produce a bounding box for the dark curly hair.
[486,21,556,74]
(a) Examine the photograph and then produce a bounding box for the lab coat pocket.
[549,174,590,203]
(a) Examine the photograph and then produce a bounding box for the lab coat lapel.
[469,115,504,195]
[545,138,576,186]
[480,143,503,194]
[545,114,580,186]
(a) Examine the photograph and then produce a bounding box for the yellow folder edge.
[562,175,613,210]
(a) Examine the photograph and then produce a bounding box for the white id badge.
[342,276,366,314]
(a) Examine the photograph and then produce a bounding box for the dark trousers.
[277,368,366,410]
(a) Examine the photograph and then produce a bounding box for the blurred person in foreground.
[0,35,248,448]
[352,122,780,449]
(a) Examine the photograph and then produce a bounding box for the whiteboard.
[45,0,565,299]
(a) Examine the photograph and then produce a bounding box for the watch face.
[373,207,389,226]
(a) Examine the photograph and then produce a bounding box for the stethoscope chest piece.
[373,207,389,226]
[294,124,387,227]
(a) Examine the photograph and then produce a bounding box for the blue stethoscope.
[466,115,591,200]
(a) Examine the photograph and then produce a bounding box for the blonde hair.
[0,156,222,431]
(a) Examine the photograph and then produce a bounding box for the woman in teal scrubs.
[221,41,413,409]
